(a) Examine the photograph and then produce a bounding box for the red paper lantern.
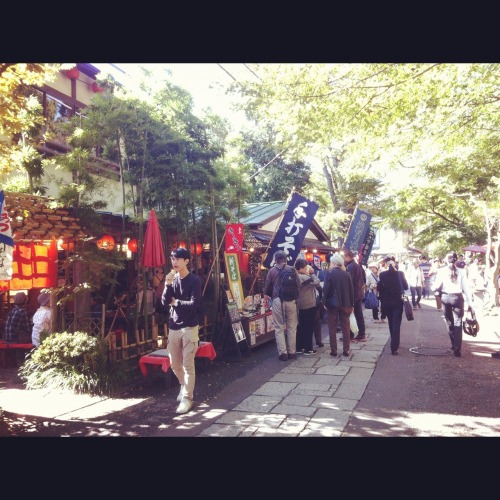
[190,242,203,255]
[305,252,313,262]
[127,238,138,253]
[59,239,75,252]
[92,81,104,93]
[65,68,80,80]
[96,234,115,251]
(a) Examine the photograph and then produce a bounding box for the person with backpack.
[264,250,301,361]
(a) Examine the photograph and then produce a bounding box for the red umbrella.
[140,209,166,267]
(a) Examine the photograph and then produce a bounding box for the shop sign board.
[263,192,319,268]
[224,252,244,310]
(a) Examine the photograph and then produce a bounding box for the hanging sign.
[344,208,372,253]
[225,223,244,253]
[0,190,14,281]
[263,192,319,268]
[224,252,245,310]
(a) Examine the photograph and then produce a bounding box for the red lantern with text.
[97,234,115,251]
[65,68,80,80]
[127,238,138,253]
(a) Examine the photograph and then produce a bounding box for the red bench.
[139,341,216,386]
[0,341,35,368]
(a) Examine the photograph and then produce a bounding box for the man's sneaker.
[288,353,296,360]
[296,349,304,355]
[303,350,317,355]
[176,398,193,414]
[279,354,288,361]
[491,351,500,359]
[354,335,366,342]
[317,342,324,347]
[177,387,185,402]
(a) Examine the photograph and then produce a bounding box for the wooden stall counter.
[240,310,274,348]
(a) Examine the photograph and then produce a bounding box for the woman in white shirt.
[32,291,52,347]
[432,252,474,357]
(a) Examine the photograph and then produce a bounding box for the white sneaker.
[177,387,184,402]
[176,398,193,414]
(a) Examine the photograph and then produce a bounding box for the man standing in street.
[162,247,202,414]
[343,248,366,342]
[264,250,300,361]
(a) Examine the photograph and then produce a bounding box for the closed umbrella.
[138,209,165,344]
[141,209,166,268]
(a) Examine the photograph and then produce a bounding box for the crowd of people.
[263,246,494,366]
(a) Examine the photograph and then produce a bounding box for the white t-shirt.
[432,266,472,307]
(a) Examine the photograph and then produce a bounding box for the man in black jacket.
[343,249,366,342]
[323,253,354,356]
[161,247,202,414]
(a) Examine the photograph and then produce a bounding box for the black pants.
[297,306,317,352]
[441,293,464,351]
[383,298,404,353]
[410,286,422,307]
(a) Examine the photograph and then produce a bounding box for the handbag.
[398,272,414,321]
[349,312,359,334]
[463,307,479,337]
[365,290,379,309]
[403,295,414,321]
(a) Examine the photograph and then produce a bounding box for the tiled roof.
[239,201,287,226]
[5,192,89,242]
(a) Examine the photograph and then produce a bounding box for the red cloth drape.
[0,241,57,291]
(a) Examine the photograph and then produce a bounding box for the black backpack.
[275,266,299,302]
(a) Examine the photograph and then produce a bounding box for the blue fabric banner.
[344,208,372,254]
[263,192,319,268]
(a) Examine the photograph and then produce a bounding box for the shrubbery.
[19,331,126,396]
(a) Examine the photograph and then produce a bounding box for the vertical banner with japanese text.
[225,223,244,253]
[224,252,245,310]
[263,192,319,268]
[0,190,14,281]
[343,208,372,254]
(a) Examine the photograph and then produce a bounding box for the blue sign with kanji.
[263,192,319,268]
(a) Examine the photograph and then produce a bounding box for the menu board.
[227,302,241,323]
[227,302,246,343]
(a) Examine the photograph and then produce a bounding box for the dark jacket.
[378,268,409,306]
[323,267,354,308]
[4,304,31,343]
[161,272,202,330]
[346,260,365,301]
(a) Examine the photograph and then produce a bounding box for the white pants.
[271,298,298,356]
[167,326,199,401]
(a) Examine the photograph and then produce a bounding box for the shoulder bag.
[365,290,379,309]
[398,272,414,321]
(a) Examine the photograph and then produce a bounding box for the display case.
[240,311,274,348]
